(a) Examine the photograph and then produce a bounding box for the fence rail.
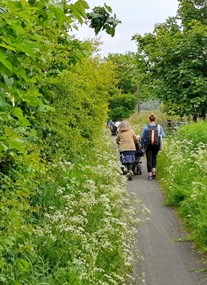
[162,120,189,128]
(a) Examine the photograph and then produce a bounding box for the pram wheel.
[133,159,142,175]
[126,172,132,181]
[137,166,142,175]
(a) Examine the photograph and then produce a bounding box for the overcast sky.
[75,0,179,56]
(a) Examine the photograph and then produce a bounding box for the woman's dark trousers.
[146,145,160,172]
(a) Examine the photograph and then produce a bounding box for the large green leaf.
[51,6,67,28]
[7,138,26,153]
[12,107,31,126]
[0,51,13,72]
[70,0,89,23]
[15,41,36,58]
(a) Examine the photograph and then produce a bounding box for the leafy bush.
[176,121,207,146]
[108,93,137,121]
[0,1,146,283]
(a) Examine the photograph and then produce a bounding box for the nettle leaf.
[38,104,55,112]
[2,237,15,246]
[12,107,31,126]
[0,136,7,141]
[13,66,28,81]
[22,92,43,107]
[11,23,25,36]
[4,125,14,137]
[16,258,30,273]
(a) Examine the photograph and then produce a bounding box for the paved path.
[127,158,207,285]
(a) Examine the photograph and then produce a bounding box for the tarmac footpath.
[127,158,207,285]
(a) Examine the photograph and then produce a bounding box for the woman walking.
[116,120,138,180]
[141,114,165,181]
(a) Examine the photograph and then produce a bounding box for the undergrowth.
[0,129,147,284]
[158,121,207,252]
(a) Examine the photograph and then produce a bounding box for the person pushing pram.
[116,121,143,180]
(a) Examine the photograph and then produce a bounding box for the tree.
[0,0,121,156]
[105,53,138,121]
[107,52,138,94]
[133,0,207,119]
[108,93,137,121]
[87,3,121,37]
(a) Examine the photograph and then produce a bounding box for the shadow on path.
[127,158,207,285]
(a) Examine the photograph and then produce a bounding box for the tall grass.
[0,129,147,284]
[158,121,207,251]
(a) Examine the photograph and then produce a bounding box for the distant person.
[108,119,116,135]
[141,114,165,181]
[114,120,121,134]
[116,120,138,179]
[108,119,114,129]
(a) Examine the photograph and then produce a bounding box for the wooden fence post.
[137,84,141,113]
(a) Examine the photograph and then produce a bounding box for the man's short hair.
[149,114,156,122]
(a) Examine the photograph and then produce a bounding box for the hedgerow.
[0,1,145,283]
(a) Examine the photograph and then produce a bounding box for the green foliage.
[87,3,121,37]
[176,121,207,146]
[105,53,138,121]
[0,130,143,284]
[107,52,138,94]
[178,0,207,28]
[40,57,116,160]
[158,122,207,251]
[0,0,92,158]
[108,93,137,121]
[133,1,207,118]
[0,0,143,282]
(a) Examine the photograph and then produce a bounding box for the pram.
[119,151,135,181]
[120,149,143,180]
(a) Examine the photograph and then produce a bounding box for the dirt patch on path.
[127,158,207,285]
